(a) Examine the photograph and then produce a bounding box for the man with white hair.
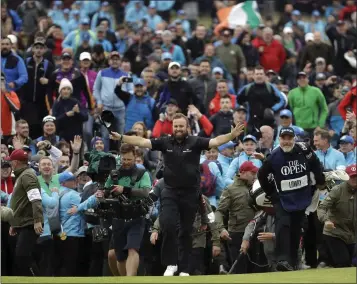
[161,30,186,65]
[258,127,325,271]
[252,27,286,73]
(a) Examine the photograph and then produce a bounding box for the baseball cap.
[63,8,70,14]
[168,61,181,69]
[279,127,295,137]
[222,29,232,37]
[9,149,29,162]
[59,172,76,183]
[167,98,178,106]
[43,115,56,124]
[81,18,90,25]
[315,57,325,64]
[102,1,109,6]
[109,51,120,59]
[134,78,146,86]
[235,105,247,113]
[212,67,224,75]
[297,71,307,78]
[81,31,91,42]
[161,52,173,61]
[243,135,257,143]
[305,33,314,42]
[147,54,160,63]
[148,3,156,9]
[292,126,305,137]
[266,69,276,75]
[283,26,293,34]
[239,161,259,173]
[22,145,32,153]
[72,10,80,16]
[61,52,72,59]
[346,164,357,177]
[316,73,326,81]
[75,166,88,177]
[292,10,301,16]
[218,141,236,152]
[33,38,46,46]
[312,10,320,17]
[280,109,292,118]
[79,52,92,61]
[340,135,354,144]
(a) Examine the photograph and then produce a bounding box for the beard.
[1,49,10,56]
[174,130,188,140]
[281,144,295,153]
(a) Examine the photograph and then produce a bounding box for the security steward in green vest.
[215,161,257,274]
[104,143,152,276]
[8,149,44,276]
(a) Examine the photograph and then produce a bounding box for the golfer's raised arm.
[110,132,152,149]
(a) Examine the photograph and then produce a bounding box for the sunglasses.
[280,116,290,119]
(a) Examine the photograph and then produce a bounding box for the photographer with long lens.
[104,143,151,276]
[110,114,245,276]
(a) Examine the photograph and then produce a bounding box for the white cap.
[7,34,17,44]
[79,52,92,61]
[305,33,314,42]
[283,26,293,34]
[168,61,181,69]
[59,78,73,94]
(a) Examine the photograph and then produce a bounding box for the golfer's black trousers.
[159,187,199,273]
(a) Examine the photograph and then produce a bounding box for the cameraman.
[104,144,151,276]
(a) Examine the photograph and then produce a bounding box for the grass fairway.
[2,268,356,283]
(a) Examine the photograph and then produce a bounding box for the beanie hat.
[59,78,73,94]
[91,136,103,150]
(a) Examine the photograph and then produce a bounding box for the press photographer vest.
[269,144,312,212]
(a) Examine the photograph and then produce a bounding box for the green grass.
[2,268,356,283]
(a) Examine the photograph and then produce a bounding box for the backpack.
[200,160,222,197]
[244,82,272,96]
[26,57,49,75]
[47,189,70,235]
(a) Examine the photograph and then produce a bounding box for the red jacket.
[209,93,236,116]
[1,176,14,195]
[152,115,213,137]
[1,91,21,136]
[339,5,357,20]
[338,86,357,120]
[252,38,286,72]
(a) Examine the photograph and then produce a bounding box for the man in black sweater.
[156,62,202,115]
[237,66,284,130]
[209,95,234,137]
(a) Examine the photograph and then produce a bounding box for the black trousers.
[188,247,205,275]
[304,212,328,267]
[34,237,55,276]
[14,225,39,276]
[228,231,248,274]
[53,236,80,276]
[274,201,305,266]
[324,235,355,268]
[1,222,17,276]
[159,187,199,273]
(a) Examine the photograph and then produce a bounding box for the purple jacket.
[81,69,97,108]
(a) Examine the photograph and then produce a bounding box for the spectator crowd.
[1,0,356,278]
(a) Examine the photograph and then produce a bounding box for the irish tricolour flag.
[215,1,262,35]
